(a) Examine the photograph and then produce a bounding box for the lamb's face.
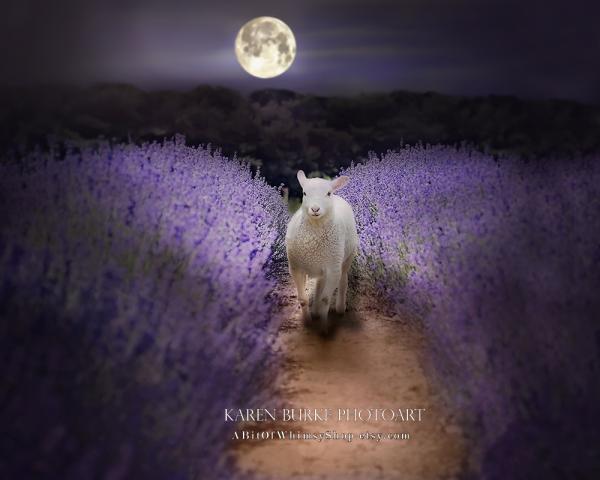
[301,178,333,219]
[297,170,349,220]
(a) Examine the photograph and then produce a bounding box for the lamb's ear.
[297,170,307,187]
[331,175,349,192]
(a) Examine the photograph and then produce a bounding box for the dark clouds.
[1,0,598,102]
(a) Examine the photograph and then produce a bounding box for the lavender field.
[1,136,599,479]
[342,146,600,479]
[0,137,288,479]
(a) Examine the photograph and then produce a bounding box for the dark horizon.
[2,0,599,104]
[3,81,599,196]
[5,81,600,110]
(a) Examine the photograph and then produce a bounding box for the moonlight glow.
[235,17,296,78]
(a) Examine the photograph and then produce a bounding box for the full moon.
[235,17,296,79]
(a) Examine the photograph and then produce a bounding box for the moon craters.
[235,17,296,78]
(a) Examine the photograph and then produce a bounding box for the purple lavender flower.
[0,137,288,479]
[341,146,600,478]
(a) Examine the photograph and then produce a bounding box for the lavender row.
[341,146,600,478]
[0,136,288,479]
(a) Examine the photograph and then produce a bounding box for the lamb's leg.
[317,268,341,334]
[336,269,349,314]
[336,256,353,314]
[290,267,310,322]
[311,276,324,318]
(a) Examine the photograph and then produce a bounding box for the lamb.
[285,170,359,334]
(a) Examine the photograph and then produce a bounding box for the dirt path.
[231,281,467,479]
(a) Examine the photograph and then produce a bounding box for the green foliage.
[287,197,301,214]
[3,85,599,198]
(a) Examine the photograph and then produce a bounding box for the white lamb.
[285,170,359,333]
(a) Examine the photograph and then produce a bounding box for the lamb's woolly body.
[286,196,356,277]
[285,173,358,333]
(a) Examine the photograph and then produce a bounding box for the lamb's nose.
[311,206,320,213]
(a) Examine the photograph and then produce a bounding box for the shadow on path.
[231,281,468,480]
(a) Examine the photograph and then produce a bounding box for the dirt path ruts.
[231,281,467,479]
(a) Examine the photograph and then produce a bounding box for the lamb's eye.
[303,192,306,196]
[327,192,332,197]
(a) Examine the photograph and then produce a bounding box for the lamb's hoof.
[335,304,346,315]
[319,315,332,335]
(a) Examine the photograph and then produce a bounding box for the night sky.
[2,0,599,102]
